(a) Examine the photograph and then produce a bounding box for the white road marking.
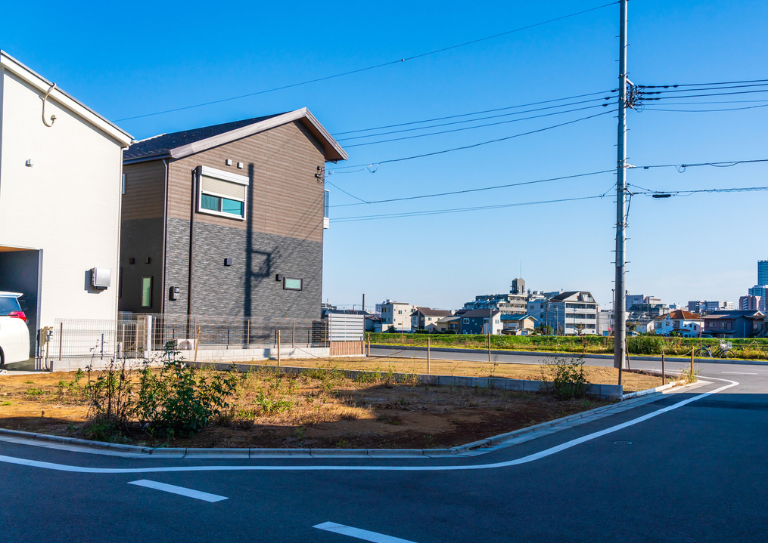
[0,379,738,474]
[314,522,417,543]
[128,479,227,502]
[721,372,758,375]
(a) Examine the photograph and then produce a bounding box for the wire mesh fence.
[43,315,329,370]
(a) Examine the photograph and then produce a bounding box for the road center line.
[314,522,417,543]
[721,372,758,375]
[128,479,228,502]
[0,379,738,474]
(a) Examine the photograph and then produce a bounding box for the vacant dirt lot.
[238,357,673,393]
[0,361,674,449]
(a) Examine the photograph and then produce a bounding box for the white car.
[0,292,30,365]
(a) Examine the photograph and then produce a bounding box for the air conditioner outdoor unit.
[176,338,196,350]
[90,267,111,289]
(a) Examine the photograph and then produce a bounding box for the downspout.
[160,159,169,314]
[187,167,198,317]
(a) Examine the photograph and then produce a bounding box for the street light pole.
[614,0,629,371]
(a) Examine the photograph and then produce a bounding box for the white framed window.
[463,318,469,324]
[197,165,248,220]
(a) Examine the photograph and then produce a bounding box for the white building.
[0,52,132,364]
[378,301,416,331]
[654,310,703,337]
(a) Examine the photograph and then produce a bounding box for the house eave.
[168,108,348,162]
[0,50,133,147]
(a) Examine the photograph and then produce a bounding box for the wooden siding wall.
[121,160,166,220]
[168,121,327,243]
[330,341,365,357]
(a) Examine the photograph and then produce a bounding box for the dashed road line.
[128,479,228,502]
[314,522,417,542]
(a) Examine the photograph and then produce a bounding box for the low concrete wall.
[48,347,331,371]
[187,362,624,401]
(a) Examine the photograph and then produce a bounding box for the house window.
[197,166,248,220]
[463,318,469,324]
[141,277,152,308]
[283,278,303,291]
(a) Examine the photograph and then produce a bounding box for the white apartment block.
[378,301,416,331]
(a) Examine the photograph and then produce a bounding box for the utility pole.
[614,0,629,371]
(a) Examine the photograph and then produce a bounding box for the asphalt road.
[1,365,767,542]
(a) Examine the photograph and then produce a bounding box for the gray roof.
[460,309,500,318]
[125,114,283,161]
[549,291,580,302]
[412,308,453,317]
[703,310,764,320]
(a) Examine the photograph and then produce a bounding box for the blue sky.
[4,0,767,311]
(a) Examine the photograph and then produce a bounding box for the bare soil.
[0,360,672,449]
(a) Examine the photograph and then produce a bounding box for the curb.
[0,383,695,459]
[370,344,768,366]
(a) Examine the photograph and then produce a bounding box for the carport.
[0,246,41,360]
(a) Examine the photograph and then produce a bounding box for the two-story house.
[378,301,416,331]
[459,309,502,335]
[119,109,346,321]
[500,314,537,335]
[703,310,764,338]
[654,310,702,337]
[410,308,454,331]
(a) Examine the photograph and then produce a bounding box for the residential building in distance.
[703,310,764,338]
[597,310,614,336]
[462,279,528,315]
[626,293,668,319]
[379,301,416,331]
[434,315,460,333]
[459,309,502,335]
[501,314,537,335]
[0,51,133,361]
[687,300,733,313]
[739,295,764,312]
[654,310,703,337]
[635,319,655,335]
[120,108,346,320]
[542,291,598,335]
[410,308,454,331]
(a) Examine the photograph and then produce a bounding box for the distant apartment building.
[539,291,598,335]
[378,301,416,331]
[597,310,613,336]
[654,310,702,337]
[739,295,764,312]
[410,308,454,331]
[687,300,733,313]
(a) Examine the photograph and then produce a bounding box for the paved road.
[1,365,767,542]
[370,345,766,373]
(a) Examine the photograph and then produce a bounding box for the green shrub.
[543,357,590,400]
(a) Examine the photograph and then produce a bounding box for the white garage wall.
[0,66,128,331]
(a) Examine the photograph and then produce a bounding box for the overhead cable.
[116,1,618,122]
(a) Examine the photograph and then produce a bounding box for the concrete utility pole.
[614,0,629,371]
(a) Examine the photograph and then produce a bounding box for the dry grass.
[234,357,676,393]
[0,363,628,449]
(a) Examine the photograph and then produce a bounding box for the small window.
[122,174,126,195]
[463,318,469,324]
[141,277,153,308]
[283,277,303,291]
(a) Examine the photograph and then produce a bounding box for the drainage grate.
[614,440,632,445]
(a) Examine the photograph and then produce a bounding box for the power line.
[332,191,614,223]
[327,156,768,207]
[337,97,612,142]
[638,78,768,89]
[640,103,768,113]
[334,91,616,136]
[330,169,614,208]
[642,88,768,101]
[343,103,612,148]
[115,2,618,122]
[634,185,768,197]
[639,82,768,95]
[328,109,616,171]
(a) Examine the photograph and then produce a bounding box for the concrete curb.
[371,344,768,366]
